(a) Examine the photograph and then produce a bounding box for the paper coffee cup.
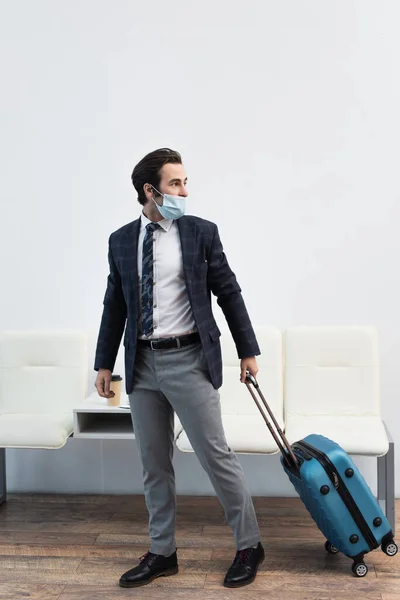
[107,375,123,406]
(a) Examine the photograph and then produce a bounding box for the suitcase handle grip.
[245,371,299,469]
[245,372,259,388]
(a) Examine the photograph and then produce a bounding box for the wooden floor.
[0,495,398,600]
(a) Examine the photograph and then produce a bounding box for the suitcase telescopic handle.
[245,372,299,468]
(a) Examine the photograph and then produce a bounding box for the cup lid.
[111,375,123,381]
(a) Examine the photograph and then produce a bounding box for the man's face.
[157,163,188,198]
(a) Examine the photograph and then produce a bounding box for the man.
[94,148,264,588]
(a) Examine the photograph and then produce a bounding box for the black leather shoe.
[223,542,265,588]
[119,550,178,588]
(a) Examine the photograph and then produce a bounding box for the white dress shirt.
[137,213,196,339]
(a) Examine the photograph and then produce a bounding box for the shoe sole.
[223,553,265,589]
[119,567,179,588]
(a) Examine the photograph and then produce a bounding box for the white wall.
[1,0,399,496]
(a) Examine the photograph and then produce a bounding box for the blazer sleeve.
[206,224,260,359]
[94,234,127,372]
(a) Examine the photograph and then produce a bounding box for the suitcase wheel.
[325,541,339,555]
[352,562,368,577]
[382,541,398,557]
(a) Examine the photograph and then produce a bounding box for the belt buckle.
[149,337,181,350]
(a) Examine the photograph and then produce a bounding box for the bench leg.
[377,424,395,536]
[0,448,6,505]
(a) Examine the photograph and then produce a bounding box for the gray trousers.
[128,341,260,556]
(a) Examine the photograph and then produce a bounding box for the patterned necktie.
[141,222,161,337]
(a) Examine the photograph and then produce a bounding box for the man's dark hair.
[131,148,182,206]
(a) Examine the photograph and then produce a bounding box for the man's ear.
[143,183,153,198]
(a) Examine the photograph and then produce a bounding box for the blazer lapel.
[125,218,141,315]
[177,217,196,288]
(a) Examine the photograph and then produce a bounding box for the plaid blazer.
[94,215,260,394]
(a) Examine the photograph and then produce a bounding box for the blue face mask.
[151,186,186,220]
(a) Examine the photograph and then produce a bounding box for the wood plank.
[0,532,97,545]
[56,585,307,600]
[92,522,203,535]
[204,572,283,590]
[0,521,103,533]
[6,494,110,505]
[211,543,332,560]
[285,577,400,595]
[59,584,388,600]
[374,563,400,578]
[0,508,114,523]
[0,520,201,535]
[204,572,372,591]
[0,583,65,600]
[106,512,224,524]
[0,502,114,513]
[0,544,211,560]
[95,533,237,548]
[365,552,400,568]
[203,525,322,539]
[0,555,82,571]
[56,587,384,600]
[0,570,206,588]
[105,494,222,506]
[211,544,397,561]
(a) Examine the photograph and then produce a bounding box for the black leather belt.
[137,332,200,350]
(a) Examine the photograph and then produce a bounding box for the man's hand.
[240,356,259,383]
[95,368,115,398]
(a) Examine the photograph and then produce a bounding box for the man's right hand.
[95,368,115,398]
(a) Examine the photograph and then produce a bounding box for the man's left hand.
[240,356,259,383]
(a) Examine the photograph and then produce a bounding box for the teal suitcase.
[245,374,398,577]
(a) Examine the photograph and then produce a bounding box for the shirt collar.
[140,211,173,232]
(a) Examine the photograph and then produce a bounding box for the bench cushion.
[0,414,73,448]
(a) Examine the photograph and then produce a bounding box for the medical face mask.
[151,186,186,220]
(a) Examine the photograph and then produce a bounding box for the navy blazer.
[94,215,260,394]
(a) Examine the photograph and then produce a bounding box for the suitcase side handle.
[245,372,299,469]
